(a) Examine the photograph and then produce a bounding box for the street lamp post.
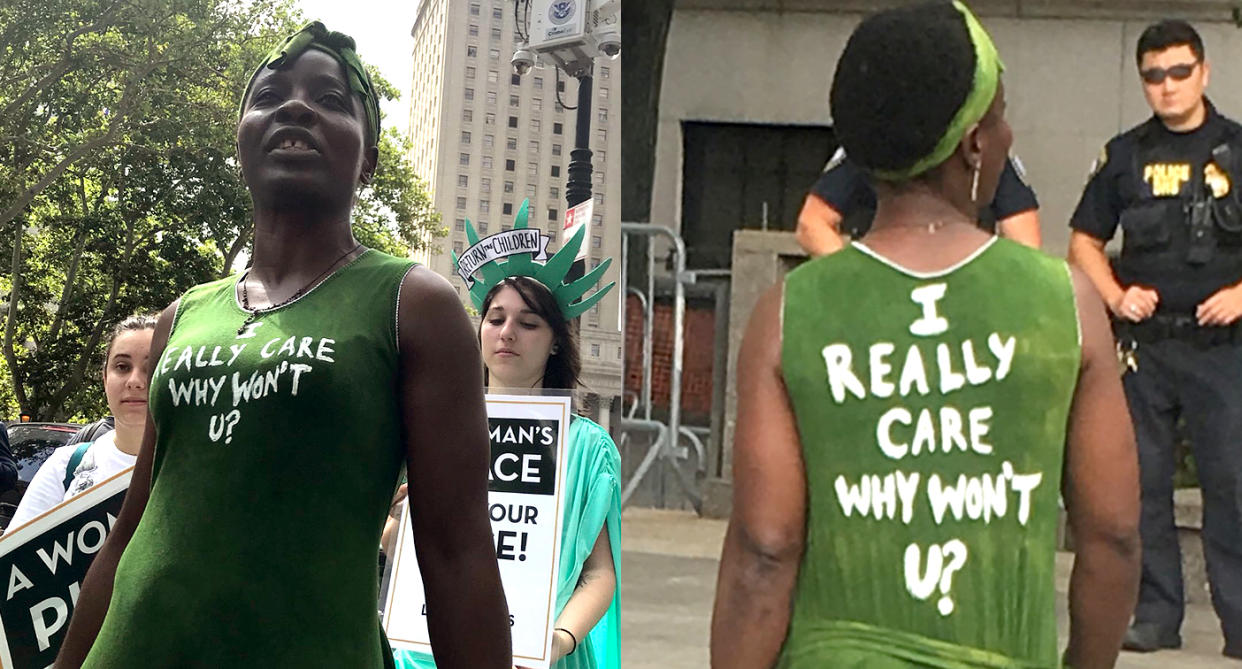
[563,69,593,283]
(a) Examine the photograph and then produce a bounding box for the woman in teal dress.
[393,206,621,669]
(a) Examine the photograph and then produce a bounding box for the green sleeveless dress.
[778,239,1080,668]
[83,249,415,667]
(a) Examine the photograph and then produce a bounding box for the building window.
[591,343,600,357]
[502,224,511,232]
[470,3,480,15]
[503,202,513,215]
[481,176,491,190]
[548,208,558,222]
[467,46,477,57]
[492,6,502,18]
[528,162,538,178]
[485,112,496,125]
[478,221,488,233]
[532,97,542,111]
[534,77,543,90]
[508,116,518,128]
[465,87,475,101]
[462,109,473,122]
[592,213,603,225]
[489,48,499,60]
[491,27,501,39]
[455,218,466,231]
[600,87,609,100]
[556,80,565,92]
[506,137,517,150]
[553,122,563,135]
[526,184,537,198]
[459,153,470,166]
[454,241,464,254]
[483,134,494,149]
[461,131,472,144]
[551,165,560,177]
[597,129,606,143]
[457,174,468,187]
[456,197,467,210]
[598,108,607,123]
[509,94,519,107]
[594,193,604,205]
[466,66,476,79]
[531,119,541,131]
[591,235,602,249]
[487,70,498,83]
[600,66,610,78]
[529,140,539,153]
[469,24,479,36]
[481,200,490,213]
[510,73,521,86]
[486,91,497,105]
[504,181,514,193]
[552,143,561,156]
[482,156,493,169]
[597,150,606,163]
[505,159,515,171]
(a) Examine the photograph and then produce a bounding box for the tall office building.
[407,0,623,406]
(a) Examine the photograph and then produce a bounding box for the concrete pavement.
[620,508,1237,668]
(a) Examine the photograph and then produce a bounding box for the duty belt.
[1113,314,1242,347]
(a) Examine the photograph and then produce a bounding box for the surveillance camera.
[596,34,620,59]
[511,48,535,76]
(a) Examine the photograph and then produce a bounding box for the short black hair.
[1136,20,1204,65]
[829,2,977,178]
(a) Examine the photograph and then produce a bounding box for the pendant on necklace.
[237,313,258,337]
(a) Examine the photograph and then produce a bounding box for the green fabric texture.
[870,1,1004,181]
[83,249,415,667]
[394,416,622,669]
[777,239,1080,668]
[239,20,381,145]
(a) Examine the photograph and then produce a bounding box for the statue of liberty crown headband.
[451,199,615,320]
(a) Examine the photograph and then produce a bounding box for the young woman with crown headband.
[56,22,511,669]
[391,201,621,669]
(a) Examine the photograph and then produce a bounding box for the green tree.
[0,1,442,420]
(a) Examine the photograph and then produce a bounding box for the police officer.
[1068,19,1242,659]
[795,148,1042,255]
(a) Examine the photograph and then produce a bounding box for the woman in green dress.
[56,22,510,669]
[711,3,1141,668]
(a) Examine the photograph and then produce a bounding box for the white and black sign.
[0,469,132,669]
[457,229,551,287]
[383,395,570,669]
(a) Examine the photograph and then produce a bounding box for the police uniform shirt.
[1070,100,1242,314]
[809,148,1039,237]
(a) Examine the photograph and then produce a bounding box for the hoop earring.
[970,162,981,205]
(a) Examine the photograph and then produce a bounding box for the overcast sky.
[294,0,419,133]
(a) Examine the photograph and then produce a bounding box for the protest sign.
[0,468,132,668]
[382,394,570,668]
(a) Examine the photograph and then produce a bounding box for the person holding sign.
[8,315,156,530]
[711,3,1141,668]
[55,22,510,669]
[391,203,621,669]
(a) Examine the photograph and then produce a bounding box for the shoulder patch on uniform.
[1009,153,1029,184]
[1088,144,1109,178]
[823,147,847,173]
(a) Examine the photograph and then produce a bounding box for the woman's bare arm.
[548,524,616,660]
[711,283,806,668]
[397,267,511,668]
[55,300,178,668]
[1062,267,1141,669]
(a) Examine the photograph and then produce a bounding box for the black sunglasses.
[1140,62,1199,85]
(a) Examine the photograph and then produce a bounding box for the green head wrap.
[240,21,381,146]
[870,1,1004,181]
[452,199,615,321]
